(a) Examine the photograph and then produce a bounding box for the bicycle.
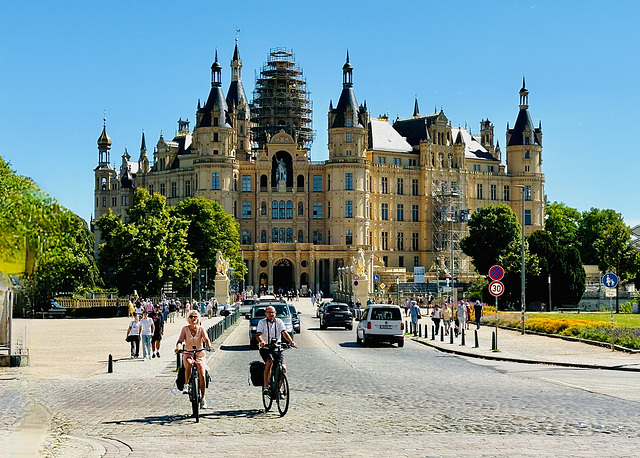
[262,340,293,416]
[178,346,207,422]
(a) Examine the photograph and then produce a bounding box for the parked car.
[239,298,258,315]
[356,304,404,347]
[248,302,295,349]
[315,301,327,318]
[288,304,301,333]
[320,302,353,330]
[42,299,66,318]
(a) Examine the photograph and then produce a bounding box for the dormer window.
[524,136,530,145]
[213,117,219,127]
[345,118,352,127]
[346,133,352,143]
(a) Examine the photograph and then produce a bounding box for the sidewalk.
[411,322,640,371]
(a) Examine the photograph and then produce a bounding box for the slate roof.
[369,118,413,153]
[198,86,231,128]
[507,108,537,146]
[450,126,499,162]
[392,115,437,146]
[331,86,364,128]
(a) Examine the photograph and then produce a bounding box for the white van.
[356,304,404,347]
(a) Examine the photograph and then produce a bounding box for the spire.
[519,75,529,108]
[342,50,353,88]
[97,114,111,148]
[413,96,419,117]
[140,130,146,152]
[211,49,222,87]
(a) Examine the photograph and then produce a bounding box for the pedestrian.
[474,300,483,329]
[432,304,441,335]
[410,300,421,333]
[140,310,155,359]
[212,298,218,317]
[128,300,135,318]
[135,301,144,316]
[441,304,452,335]
[169,300,176,323]
[456,301,467,336]
[404,298,410,317]
[465,301,472,330]
[206,300,213,318]
[151,306,164,358]
[355,300,362,320]
[163,300,169,323]
[126,313,142,358]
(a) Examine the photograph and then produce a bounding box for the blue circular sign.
[602,272,619,288]
[373,274,380,282]
[489,265,505,281]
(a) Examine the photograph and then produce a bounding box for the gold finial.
[235,28,240,44]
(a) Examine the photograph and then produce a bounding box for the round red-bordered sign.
[489,280,504,297]
[489,265,505,281]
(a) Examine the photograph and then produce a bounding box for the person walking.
[168,300,176,323]
[126,313,142,358]
[474,300,483,329]
[409,300,421,334]
[151,306,164,358]
[140,310,155,359]
[432,304,441,335]
[441,304,452,335]
[456,301,467,336]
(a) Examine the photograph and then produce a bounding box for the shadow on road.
[103,408,264,425]
[338,342,361,348]
[220,344,252,352]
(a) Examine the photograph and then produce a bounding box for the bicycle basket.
[249,360,265,386]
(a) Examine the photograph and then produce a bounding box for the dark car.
[43,299,66,318]
[248,302,294,349]
[319,302,353,330]
[315,301,327,318]
[288,304,301,333]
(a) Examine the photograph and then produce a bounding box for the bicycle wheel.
[276,371,290,417]
[190,370,200,422]
[262,383,273,412]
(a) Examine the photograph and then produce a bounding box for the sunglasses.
[189,315,198,319]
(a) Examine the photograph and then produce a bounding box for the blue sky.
[2,1,639,226]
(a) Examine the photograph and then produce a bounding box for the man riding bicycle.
[256,305,296,394]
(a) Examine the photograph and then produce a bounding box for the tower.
[94,118,114,223]
[226,40,251,159]
[506,77,542,175]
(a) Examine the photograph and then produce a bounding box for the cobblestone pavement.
[1,300,640,456]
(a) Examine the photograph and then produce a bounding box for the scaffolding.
[431,179,467,286]
[251,48,313,151]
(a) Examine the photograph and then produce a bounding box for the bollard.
[414,323,418,337]
[440,328,444,341]
[474,330,479,348]
[461,329,465,346]
[108,354,113,373]
[418,324,422,337]
[449,329,454,344]
[431,325,435,340]
[491,332,496,351]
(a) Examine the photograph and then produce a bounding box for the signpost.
[602,272,618,351]
[489,265,505,352]
[373,274,380,282]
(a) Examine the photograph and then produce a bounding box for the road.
[1,298,639,456]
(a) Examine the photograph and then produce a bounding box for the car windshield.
[253,304,289,317]
[371,308,401,320]
[327,305,349,312]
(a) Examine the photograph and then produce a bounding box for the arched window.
[261,201,267,215]
[297,174,304,190]
[438,152,444,167]
[298,202,304,215]
[233,174,238,191]
[272,228,278,243]
[101,177,107,190]
[279,228,285,243]
[286,201,293,219]
[286,228,293,243]
[261,230,267,243]
[298,230,304,243]
[447,153,453,168]
[260,174,268,189]
[430,152,435,166]
[272,201,278,219]
[279,200,285,219]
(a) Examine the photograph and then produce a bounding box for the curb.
[411,336,640,372]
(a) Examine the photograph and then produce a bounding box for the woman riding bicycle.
[175,310,212,409]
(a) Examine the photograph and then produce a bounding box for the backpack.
[249,360,265,386]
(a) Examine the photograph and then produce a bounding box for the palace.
[93,43,545,296]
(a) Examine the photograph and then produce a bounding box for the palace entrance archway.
[273,258,294,294]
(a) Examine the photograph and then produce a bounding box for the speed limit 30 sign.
[489,280,504,297]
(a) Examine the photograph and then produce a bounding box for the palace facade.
[93,43,545,295]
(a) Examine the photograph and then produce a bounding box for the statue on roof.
[276,158,287,182]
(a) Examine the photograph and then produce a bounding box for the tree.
[96,188,197,297]
[594,220,640,313]
[577,208,622,265]
[527,230,585,308]
[460,204,521,275]
[1,155,101,311]
[545,202,581,247]
[170,197,246,280]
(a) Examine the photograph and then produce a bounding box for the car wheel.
[398,339,405,348]
[320,322,326,330]
[357,334,362,344]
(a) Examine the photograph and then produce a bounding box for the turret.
[97,117,111,166]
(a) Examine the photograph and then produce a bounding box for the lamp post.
[515,185,526,334]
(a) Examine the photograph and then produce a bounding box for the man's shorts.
[259,346,285,365]
[152,334,162,343]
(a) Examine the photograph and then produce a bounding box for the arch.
[261,201,267,215]
[286,228,293,243]
[271,151,293,187]
[279,228,285,243]
[273,258,295,293]
[233,174,238,191]
[272,228,278,242]
[300,272,309,286]
[298,230,304,243]
[286,200,293,219]
[279,200,285,219]
[259,272,268,294]
[101,177,107,190]
[298,202,304,216]
[260,174,268,189]
[261,230,267,243]
[272,201,278,219]
[297,174,305,190]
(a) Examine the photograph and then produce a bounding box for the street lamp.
[515,185,526,334]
